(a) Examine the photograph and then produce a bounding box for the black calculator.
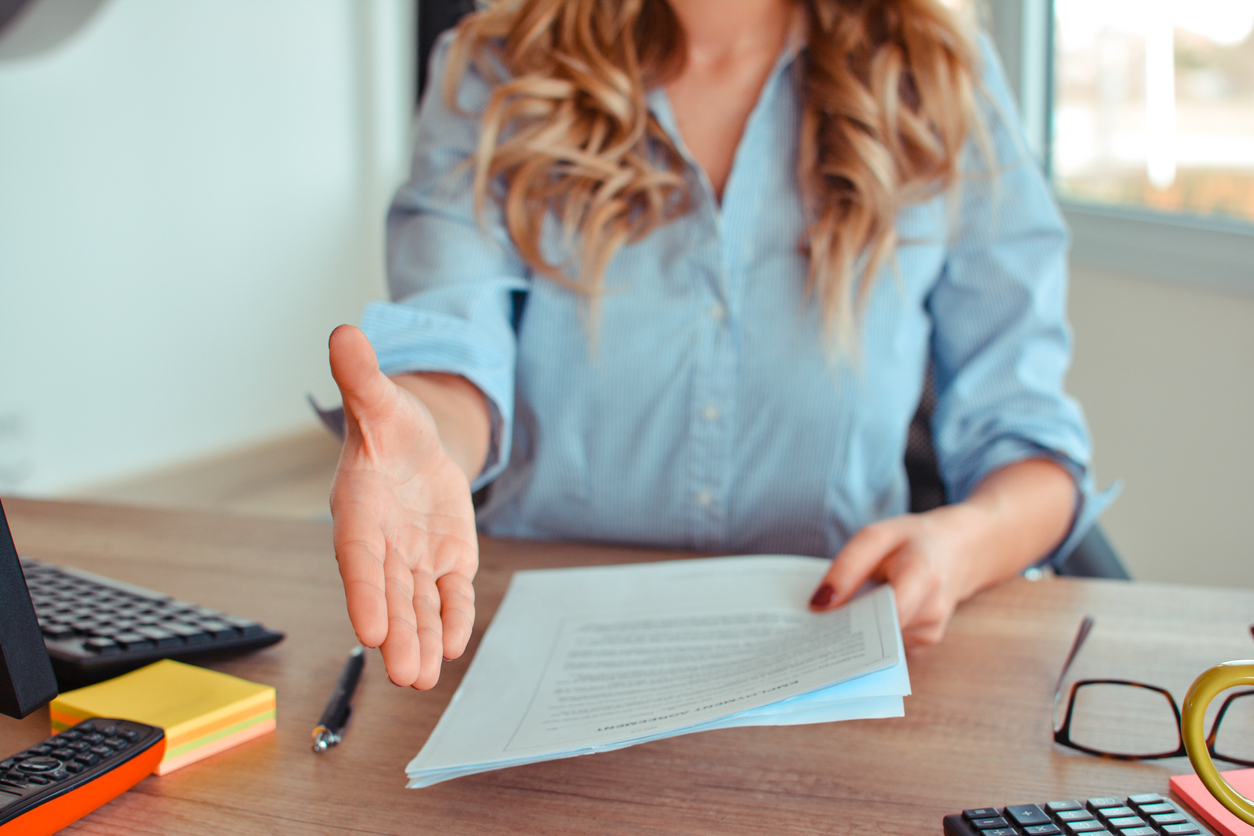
[942,794,1214,836]
[0,717,165,836]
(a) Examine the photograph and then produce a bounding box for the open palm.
[328,325,478,689]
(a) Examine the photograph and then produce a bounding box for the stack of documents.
[50,659,276,775]
[407,555,910,787]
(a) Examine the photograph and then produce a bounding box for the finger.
[810,521,911,610]
[328,325,392,427]
[903,620,945,649]
[881,548,936,629]
[410,568,445,690]
[378,549,422,687]
[332,497,389,648]
[436,573,476,660]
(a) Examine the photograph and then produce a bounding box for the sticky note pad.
[1170,768,1254,836]
[50,660,276,775]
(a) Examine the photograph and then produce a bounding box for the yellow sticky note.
[50,660,275,771]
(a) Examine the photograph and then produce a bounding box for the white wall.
[0,0,412,494]
[1068,265,1254,588]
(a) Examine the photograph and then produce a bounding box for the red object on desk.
[1170,768,1254,836]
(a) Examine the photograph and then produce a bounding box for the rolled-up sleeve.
[361,32,529,491]
[927,36,1114,564]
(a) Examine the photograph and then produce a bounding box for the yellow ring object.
[1182,661,1254,826]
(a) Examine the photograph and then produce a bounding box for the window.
[1053,0,1254,225]
[984,0,1254,290]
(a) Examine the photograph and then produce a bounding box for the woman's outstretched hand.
[328,325,478,689]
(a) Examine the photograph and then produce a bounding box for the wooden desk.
[2,498,1251,835]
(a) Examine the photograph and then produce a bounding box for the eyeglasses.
[1052,615,1254,764]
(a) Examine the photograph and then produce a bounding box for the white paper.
[406,555,910,787]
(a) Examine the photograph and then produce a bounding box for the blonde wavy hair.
[445,0,983,341]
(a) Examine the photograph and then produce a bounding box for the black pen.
[311,645,366,753]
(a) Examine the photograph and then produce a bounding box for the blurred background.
[0,0,1251,588]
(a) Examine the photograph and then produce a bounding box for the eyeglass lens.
[1212,690,1254,765]
[1068,682,1180,758]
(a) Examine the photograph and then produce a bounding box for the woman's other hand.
[328,325,483,689]
[808,459,1075,648]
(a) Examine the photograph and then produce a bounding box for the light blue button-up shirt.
[361,31,1107,562]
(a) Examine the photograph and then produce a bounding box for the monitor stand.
[0,498,58,719]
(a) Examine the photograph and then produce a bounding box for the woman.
[328,0,1103,690]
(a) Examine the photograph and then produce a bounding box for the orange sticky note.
[1170,768,1254,836]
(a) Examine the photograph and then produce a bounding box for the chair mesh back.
[904,367,947,514]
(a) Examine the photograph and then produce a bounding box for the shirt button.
[695,489,714,508]
[707,301,727,323]
[701,403,720,422]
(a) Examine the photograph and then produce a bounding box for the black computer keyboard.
[20,558,283,688]
[943,794,1214,836]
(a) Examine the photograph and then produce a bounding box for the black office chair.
[336,0,1130,581]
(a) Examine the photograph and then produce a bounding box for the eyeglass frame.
[1052,615,1254,764]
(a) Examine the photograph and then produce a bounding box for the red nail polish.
[809,583,835,609]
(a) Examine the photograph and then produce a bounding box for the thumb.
[329,325,392,423]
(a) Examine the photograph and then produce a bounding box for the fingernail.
[443,656,453,662]
[809,583,836,609]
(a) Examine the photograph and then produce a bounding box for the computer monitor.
[0,498,58,719]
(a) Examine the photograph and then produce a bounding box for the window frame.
[984,0,1254,292]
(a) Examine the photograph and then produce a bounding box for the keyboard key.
[66,741,90,752]
[1088,799,1123,811]
[980,829,1017,836]
[83,637,120,654]
[222,615,265,636]
[1105,816,1144,829]
[1117,829,1155,836]
[1127,794,1164,807]
[964,808,1001,820]
[196,619,237,639]
[162,621,211,643]
[1064,822,1109,835]
[1161,824,1200,835]
[40,622,75,640]
[1135,803,1174,816]
[81,732,103,744]
[1024,825,1062,835]
[111,632,154,650]
[1047,801,1085,814]
[1007,805,1052,827]
[1057,809,1096,823]
[24,775,50,785]
[17,757,60,773]
[1097,807,1136,821]
[50,748,73,760]
[100,725,117,736]
[971,817,1009,829]
[27,745,51,756]
[77,722,96,733]
[57,730,81,741]
[134,626,182,647]
[89,745,114,757]
[74,754,100,767]
[63,761,84,774]
[1150,813,1188,826]
[119,729,139,742]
